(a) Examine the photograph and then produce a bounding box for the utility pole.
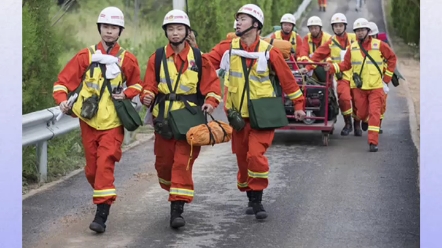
[172,0,186,11]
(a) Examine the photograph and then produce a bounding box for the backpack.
[154,46,204,106]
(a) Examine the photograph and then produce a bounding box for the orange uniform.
[299,32,329,61]
[204,36,304,192]
[141,42,221,203]
[329,37,397,147]
[53,42,143,205]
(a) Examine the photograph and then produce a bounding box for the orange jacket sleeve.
[199,55,222,108]
[305,39,332,71]
[299,36,311,61]
[379,40,397,83]
[121,51,143,99]
[53,48,90,105]
[269,48,305,110]
[202,40,231,69]
[140,53,158,101]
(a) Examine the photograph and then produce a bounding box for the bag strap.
[204,112,229,145]
[97,64,110,103]
[190,46,204,106]
[358,41,383,78]
[331,36,348,51]
[241,41,261,107]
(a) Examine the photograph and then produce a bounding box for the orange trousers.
[80,120,124,205]
[352,88,385,145]
[337,79,353,116]
[318,0,327,7]
[154,133,201,203]
[350,88,360,121]
[231,120,274,192]
[381,94,388,120]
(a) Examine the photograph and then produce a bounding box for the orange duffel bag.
[226,32,238,40]
[262,37,292,60]
[186,113,233,147]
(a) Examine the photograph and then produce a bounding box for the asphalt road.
[23,1,419,247]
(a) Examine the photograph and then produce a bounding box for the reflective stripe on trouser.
[337,79,352,116]
[352,88,385,145]
[381,94,388,120]
[231,120,274,191]
[80,120,124,205]
[153,133,201,203]
[350,89,359,121]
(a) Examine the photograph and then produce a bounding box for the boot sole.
[89,222,106,233]
[255,211,268,220]
[170,218,186,229]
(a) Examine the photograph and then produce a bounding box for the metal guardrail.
[22,0,312,184]
[22,95,142,183]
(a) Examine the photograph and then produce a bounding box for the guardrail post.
[36,141,48,183]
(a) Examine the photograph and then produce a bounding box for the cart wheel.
[322,133,329,146]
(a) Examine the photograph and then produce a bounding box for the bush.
[391,0,420,46]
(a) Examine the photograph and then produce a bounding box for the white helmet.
[280,13,296,25]
[233,20,237,29]
[330,13,347,25]
[162,9,191,30]
[307,16,322,27]
[353,18,370,30]
[368,22,379,35]
[97,7,125,28]
[235,4,264,27]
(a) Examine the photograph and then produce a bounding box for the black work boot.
[170,201,186,229]
[361,121,368,131]
[353,120,362,136]
[340,115,353,136]
[369,143,378,152]
[89,203,111,233]
[245,191,254,215]
[250,191,267,220]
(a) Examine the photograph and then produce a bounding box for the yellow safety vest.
[226,38,274,117]
[329,33,357,82]
[152,45,200,118]
[72,45,126,130]
[274,30,298,53]
[307,31,332,56]
[350,39,384,90]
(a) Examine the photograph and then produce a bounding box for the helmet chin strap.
[236,25,255,37]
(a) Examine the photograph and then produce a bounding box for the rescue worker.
[318,0,327,12]
[269,13,303,60]
[324,18,397,152]
[204,4,306,220]
[140,9,222,229]
[300,13,358,136]
[53,7,143,233]
[368,21,389,134]
[300,16,332,62]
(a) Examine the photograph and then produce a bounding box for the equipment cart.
[277,61,339,146]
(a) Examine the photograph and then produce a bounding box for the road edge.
[22,133,155,201]
[380,0,420,188]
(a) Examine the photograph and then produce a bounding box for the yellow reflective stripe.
[170,188,194,197]
[93,189,116,198]
[237,181,248,188]
[128,83,143,91]
[381,114,385,119]
[53,85,68,93]
[143,90,155,96]
[86,82,100,90]
[287,89,302,100]
[384,70,393,77]
[206,92,222,102]
[332,63,340,73]
[248,169,269,179]
[300,56,311,61]
[159,177,171,185]
[326,57,333,62]
[368,126,380,132]
[342,108,352,115]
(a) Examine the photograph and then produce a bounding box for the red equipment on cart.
[275,61,339,146]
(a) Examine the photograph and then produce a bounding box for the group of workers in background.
[52,2,397,235]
